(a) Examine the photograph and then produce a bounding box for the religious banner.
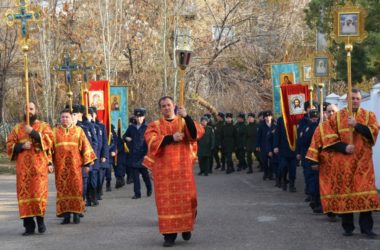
[280,84,310,150]
[110,85,129,135]
[271,63,301,116]
[82,80,111,138]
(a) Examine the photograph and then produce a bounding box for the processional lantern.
[175,28,193,131]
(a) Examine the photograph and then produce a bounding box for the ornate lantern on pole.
[175,28,193,131]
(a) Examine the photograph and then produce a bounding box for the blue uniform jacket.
[256,121,275,155]
[123,123,148,168]
[297,120,319,169]
[268,124,280,163]
[77,120,98,175]
[273,117,296,158]
[296,115,308,153]
[109,130,117,165]
[95,120,110,168]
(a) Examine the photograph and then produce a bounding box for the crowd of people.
[195,89,379,239]
[5,89,379,247]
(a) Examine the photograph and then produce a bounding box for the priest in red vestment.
[307,90,379,237]
[52,109,97,224]
[6,102,54,236]
[143,96,204,247]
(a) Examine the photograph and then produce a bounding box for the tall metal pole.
[22,42,30,125]
[345,42,353,144]
[178,68,185,132]
[318,83,324,123]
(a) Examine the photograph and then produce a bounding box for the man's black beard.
[24,114,38,124]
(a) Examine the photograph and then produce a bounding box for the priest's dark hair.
[158,96,174,108]
[60,108,72,115]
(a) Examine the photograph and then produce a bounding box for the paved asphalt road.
[0,166,379,250]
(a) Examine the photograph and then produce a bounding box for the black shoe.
[361,230,377,238]
[182,232,191,241]
[343,231,353,236]
[237,168,241,172]
[132,195,141,199]
[73,214,80,224]
[215,165,221,170]
[282,182,287,191]
[79,213,84,218]
[263,176,267,180]
[204,173,208,176]
[304,196,312,202]
[85,199,92,207]
[61,217,70,225]
[289,181,296,192]
[163,233,177,247]
[115,178,123,188]
[22,230,35,236]
[147,190,152,197]
[126,177,133,185]
[163,240,175,247]
[198,172,203,176]
[313,206,323,214]
[36,217,46,233]
[106,181,111,191]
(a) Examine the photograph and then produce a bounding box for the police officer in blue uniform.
[89,107,109,200]
[106,124,118,191]
[71,104,98,206]
[274,115,297,192]
[256,111,275,180]
[268,120,281,187]
[124,108,152,199]
[297,109,321,213]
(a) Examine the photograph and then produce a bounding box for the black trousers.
[235,147,247,168]
[132,167,152,196]
[199,155,211,174]
[23,217,36,232]
[341,211,373,232]
[213,147,225,168]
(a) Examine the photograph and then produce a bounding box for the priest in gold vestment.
[6,102,54,236]
[306,90,379,237]
[52,109,96,225]
[143,96,204,247]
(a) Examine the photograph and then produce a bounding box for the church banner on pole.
[82,80,111,138]
[110,85,129,135]
[271,63,301,117]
